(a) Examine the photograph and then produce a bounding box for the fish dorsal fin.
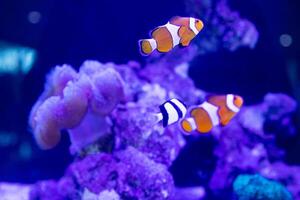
[149,26,159,38]
[170,16,190,27]
[169,16,181,24]
[206,95,224,107]
[150,25,167,38]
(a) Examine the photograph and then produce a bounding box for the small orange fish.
[180,94,243,134]
[139,16,204,55]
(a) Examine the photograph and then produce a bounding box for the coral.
[30,180,65,200]
[25,52,201,199]
[29,177,78,200]
[210,93,299,199]
[27,146,177,200]
[69,153,120,194]
[67,147,174,200]
[185,0,259,53]
[29,62,124,151]
[233,174,293,200]
[140,46,206,106]
[0,183,31,200]
[82,189,120,200]
[259,162,300,200]
[112,101,186,166]
[4,1,298,200]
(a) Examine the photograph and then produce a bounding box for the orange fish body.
[139,16,204,55]
[180,94,243,134]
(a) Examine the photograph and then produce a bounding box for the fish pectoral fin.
[180,38,191,47]
[178,26,191,46]
[218,107,233,126]
[178,26,188,37]
[179,43,187,48]
[220,120,231,126]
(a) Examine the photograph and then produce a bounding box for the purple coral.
[29,62,124,150]
[0,183,31,200]
[29,177,78,200]
[25,51,208,199]
[3,1,297,199]
[185,0,259,53]
[112,101,186,167]
[139,46,206,106]
[210,93,299,198]
[69,147,174,200]
[28,147,175,200]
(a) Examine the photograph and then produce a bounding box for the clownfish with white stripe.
[155,98,187,127]
[139,16,204,55]
[180,94,243,134]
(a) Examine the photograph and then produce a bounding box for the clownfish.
[180,94,243,134]
[139,16,204,55]
[155,98,187,127]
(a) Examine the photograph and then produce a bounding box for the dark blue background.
[0,0,299,186]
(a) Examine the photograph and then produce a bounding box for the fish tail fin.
[152,113,163,124]
[138,39,157,56]
[180,117,196,135]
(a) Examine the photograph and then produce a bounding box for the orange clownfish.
[180,94,243,134]
[139,16,204,55]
